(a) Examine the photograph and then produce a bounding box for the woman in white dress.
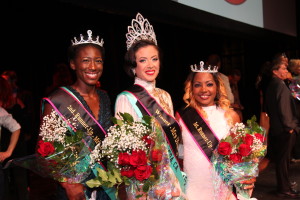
[176,62,254,200]
[114,13,186,200]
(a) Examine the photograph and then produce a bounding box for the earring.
[132,69,136,76]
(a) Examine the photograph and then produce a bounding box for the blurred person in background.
[287,59,300,163]
[265,58,300,198]
[228,68,244,122]
[0,76,23,200]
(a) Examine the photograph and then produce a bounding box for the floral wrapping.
[86,112,185,199]
[289,77,300,101]
[211,116,267,200]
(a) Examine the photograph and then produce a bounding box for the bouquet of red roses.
[86,112,184,199]
[10,109,101,184]
[211,116,267,200]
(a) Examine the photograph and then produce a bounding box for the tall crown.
[71,30,104,47]
[190,61,218,73]
[126,13,157,50]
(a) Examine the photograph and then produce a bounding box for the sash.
[123,84,187,193]
[176,106,219,160]
[43,87,116,199]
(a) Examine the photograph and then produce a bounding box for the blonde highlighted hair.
[183,71,231,120]
[289,59,300,75]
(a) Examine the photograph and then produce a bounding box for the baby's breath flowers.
[101,120,152,166]
[39,110,78,144]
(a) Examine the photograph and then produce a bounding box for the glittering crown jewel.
[190,61,218,73]
[126,13,157,50]
[71,30,104,47]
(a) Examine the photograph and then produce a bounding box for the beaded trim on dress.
[134,77,172,115]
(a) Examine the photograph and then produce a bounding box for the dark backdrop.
[1,0,299,123]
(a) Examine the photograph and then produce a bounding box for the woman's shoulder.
[224,108,241,125]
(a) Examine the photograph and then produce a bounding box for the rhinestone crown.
[126,13,157,50]
[190,61,218,73]
[71,30,104,47]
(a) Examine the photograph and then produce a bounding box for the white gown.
[178,105,236,200]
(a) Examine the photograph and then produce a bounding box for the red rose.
[243,134,253,146]
[239,143,252,156]
[134,165,153,181]
[229,153,242,163]
[37,140,55,157]
[118,152,131,165]
[218,142,232,155]
[254,133,265,142]
[151,149,163,162]
[142,135,154,147]
[130,150,147,167]
[120,167,134,178]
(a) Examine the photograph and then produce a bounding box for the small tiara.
[71,30,104,47]
[126,13,157,50]
[190,61,218,73]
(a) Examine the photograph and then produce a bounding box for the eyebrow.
[194,80,214,83]
[137,55,158,60]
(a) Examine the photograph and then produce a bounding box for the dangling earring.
[132,69,136,76]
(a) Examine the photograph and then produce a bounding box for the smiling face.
[192,72,217,107]
[134,45,160,82]
[70,45,104,86]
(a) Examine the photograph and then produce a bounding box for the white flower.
[90,143,102,165]
[100,119,151,163]
[39,110,69,144]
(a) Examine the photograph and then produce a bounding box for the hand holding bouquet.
[211,116,267,200]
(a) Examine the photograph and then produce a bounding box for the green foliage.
[247,115,265,134]
[142,115,152,127]
[142,179,151,192]
[120,112,134,123]
[86,162,123,188]
[223,136,233,143]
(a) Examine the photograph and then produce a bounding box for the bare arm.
[0,128,20,162]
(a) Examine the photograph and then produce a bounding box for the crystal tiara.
[190,61,218,73]
[126,13,157,50]
[71,30,104,47]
